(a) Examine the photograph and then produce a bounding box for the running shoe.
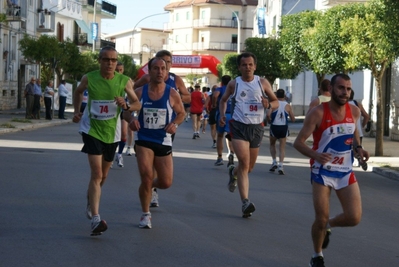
[309,256,325,267]
[214,157,223,166]
[126,147,133,156]
[278,165,285,175]
[196,133,200,138]
[86,195,92,220]
[91,220,108,236]
[227,154,234,168]
[242,200,256,218]
[139,213,152,229]
[269,163,278,172]
[322,228,331,249]
[212,142,216,148]
[228,165,237,192]
[192,133,196,139]
[117,155,124,167]
[150,188,159,207]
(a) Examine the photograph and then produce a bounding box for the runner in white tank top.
[218,52,279,218]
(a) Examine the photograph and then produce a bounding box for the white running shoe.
[117,154,124,167]
[150,188,159,207]
[269,163,278,172]
[277,165,285,175]
[126,147,133,156]
[139,213,152,229]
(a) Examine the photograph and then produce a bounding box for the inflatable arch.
[136,55,221,79]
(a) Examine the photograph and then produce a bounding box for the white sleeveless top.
[231,76,267,124]
[271,100,289,126]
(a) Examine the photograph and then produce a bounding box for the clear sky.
[101,0,171,34]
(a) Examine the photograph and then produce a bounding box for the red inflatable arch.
[136,55,221,79]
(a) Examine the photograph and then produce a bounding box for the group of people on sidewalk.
[24,77,69,120]
[71,47,370,267]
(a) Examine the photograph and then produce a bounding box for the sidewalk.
[1,108,398,181]
[264,118,399,181]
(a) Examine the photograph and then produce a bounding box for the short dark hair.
[155,50,172,59]
[99,46,117,59]
[330,74,351,86]
[116,61,123,66]
[148,57,166,70]
[237,52,257,66]
[221,75,231,86]
[320,79,330,92]
[276,89,285,98]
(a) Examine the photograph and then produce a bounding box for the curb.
[263,128,399,181]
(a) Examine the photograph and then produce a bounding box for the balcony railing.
[321,0,368,6]
[5,0,27,21]
[165,18,242,30]
[83,0,117,17]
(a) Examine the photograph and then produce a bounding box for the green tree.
[301,4,365,77]
[244,37,301,85]
[340,0,399,156]
[19,35,83,85]
[222,53,240,79]
[279,10,325,86]
[185,73,202,86]
[118,54,138,79]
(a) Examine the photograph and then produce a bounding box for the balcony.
[192,42,240,52]
[37,11,56,33]
[321,0,368,6]
[82,0,117,18]
[5,1,27,22]
[74,33,89,46]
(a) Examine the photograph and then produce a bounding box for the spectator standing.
[43,80,54,120]
[24,77,35,119]
[58,80,68,119]
[32,78,42,119]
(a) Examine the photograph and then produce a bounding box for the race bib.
[243,102,264,118]
[324,148,352,172]
[90,100,117,120]
[143,107,167,129]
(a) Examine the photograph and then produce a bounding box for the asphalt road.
[0,121,398,267]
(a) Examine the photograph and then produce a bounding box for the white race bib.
[143,107,167,129]
[324,148,352,172]
[90,100,117,120]
[243,102,263,118]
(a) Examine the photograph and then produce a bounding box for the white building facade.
[0,0,116,110]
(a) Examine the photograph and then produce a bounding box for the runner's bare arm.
[133,74,150,89]
[175,75,191,104]
[73,75,88,123]
[124,79,141,112]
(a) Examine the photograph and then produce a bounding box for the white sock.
[92,214,100,224]
[312,252,323,258]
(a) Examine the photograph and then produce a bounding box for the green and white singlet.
[79,70,129,144]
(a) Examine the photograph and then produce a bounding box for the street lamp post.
[211,0,241,53]
[130,12,169,61]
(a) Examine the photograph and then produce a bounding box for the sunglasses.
[101,58,118,63]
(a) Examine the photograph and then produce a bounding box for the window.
[186,11,190,20]
[176,13,179,21]
[231,34,237,44]
[11,36,16,60]
[201,10,206,19]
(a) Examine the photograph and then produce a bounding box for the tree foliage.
[340,0,399,156]
[244,37,301,85]
[19,34,83,86]
[222,53,240,79]
[279,10,324,85]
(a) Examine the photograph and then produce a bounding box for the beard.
[331,89,348,106]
